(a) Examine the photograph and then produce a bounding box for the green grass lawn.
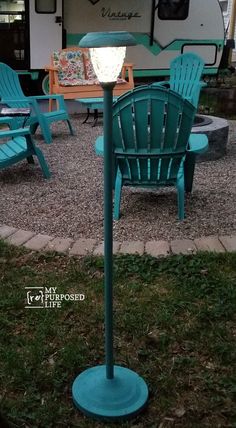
[0,240,236,428]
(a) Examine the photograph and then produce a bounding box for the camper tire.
[36,72,50,95]
[41,73,50,95]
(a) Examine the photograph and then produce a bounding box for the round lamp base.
[72,365,148,421]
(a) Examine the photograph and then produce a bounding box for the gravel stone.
[0,116,235,242]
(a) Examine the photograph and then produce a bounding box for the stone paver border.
[0,224,236,257]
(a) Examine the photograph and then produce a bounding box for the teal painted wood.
[0,116,19,130]
[155,53,206,108]
[107,85,208,220]
[0,128,51,178]
[0,63,74,144]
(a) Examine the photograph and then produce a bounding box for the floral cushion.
[83,50,97,81]
[53,50,86,85]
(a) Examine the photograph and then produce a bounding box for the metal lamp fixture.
[72,32,148,421]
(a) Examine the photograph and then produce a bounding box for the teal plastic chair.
[155,52,206,108]
[0,116,19,130]
[0,127,51,178]
[0,62,74,144]
[95,85,208,220]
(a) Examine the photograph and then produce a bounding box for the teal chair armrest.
[0,116,16,127]
[187,133,209,154]
[30,94,64,100]
[29,94,66,110]
[1,97,30,105]
[95,135,104,156]
[0,127,30,138]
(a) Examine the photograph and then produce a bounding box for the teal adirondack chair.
[155,52,206,108]
[96,85,208,220]
[0,62,74,144]
[0,116,18,130]
[0,127,51,178]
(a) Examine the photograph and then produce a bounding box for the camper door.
[29,0,63,69]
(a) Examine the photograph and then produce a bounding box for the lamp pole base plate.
[72,365,148,421]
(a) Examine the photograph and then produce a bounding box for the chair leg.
[25,133,50,178]
[30,123,39,135]
[38,117,52,144]
[27,156,35,164]
[67,119,75,136]
[49,98,53,112]
[177,175,185,220]
[34,147,51,178]
[113,169,122,220]
[184,152,196,193]
[82,108,90,124]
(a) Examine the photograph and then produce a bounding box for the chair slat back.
[0,62,29,108]
[112,86,196,185]
[169,52,205,101]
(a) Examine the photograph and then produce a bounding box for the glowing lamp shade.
[90,46,126,83]
[79,31,137,83]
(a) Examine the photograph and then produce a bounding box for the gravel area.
[0,115,236,241]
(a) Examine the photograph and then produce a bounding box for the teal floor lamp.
[72,32,148,421]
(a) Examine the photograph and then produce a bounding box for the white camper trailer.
[0,0,225,91]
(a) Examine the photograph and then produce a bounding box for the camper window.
[158,0,189,20]
[35,0,56,14]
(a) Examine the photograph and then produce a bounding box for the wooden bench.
[45,47,134,111]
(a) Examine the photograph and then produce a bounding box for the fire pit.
[191,114,229,161]
[193,114,213,127]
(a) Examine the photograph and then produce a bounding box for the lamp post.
[72,32,148,421]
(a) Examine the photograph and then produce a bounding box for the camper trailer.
[0,0,225,91]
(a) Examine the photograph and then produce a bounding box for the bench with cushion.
[45,47,134,111]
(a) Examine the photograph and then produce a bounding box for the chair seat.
[96,134,209,157]
[0,129,51,178]
[0,137,27,162]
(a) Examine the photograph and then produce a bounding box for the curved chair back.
[112,85,196,186]
[169,52,205,107]
[0,62,29,107]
